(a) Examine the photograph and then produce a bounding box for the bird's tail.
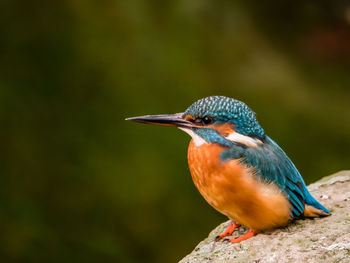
[303,189,331,217]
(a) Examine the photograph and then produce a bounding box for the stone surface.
[180,171,350,263]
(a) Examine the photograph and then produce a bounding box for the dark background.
[1,1,350,262]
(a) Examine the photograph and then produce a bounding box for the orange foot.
[224,229,257,244]
[215,221,241,241]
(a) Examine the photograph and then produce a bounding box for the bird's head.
[126,96,265,147]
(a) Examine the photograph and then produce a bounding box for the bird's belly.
[187,140,291,230]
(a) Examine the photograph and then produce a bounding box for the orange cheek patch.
[210,123,235,137]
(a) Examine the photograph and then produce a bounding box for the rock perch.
[180,171,350,263]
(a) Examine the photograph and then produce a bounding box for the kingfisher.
[126,96,330,243]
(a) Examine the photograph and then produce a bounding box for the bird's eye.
[192,116,213,125]
[202,116,213,125]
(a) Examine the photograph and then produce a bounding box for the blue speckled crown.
[184,96,265,139]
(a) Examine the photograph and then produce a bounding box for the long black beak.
[125,113,194,128]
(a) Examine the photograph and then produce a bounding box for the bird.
[126,96,330,244]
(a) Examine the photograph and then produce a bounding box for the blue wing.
[220,136,330,218]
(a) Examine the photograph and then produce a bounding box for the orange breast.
[188,140,291,230]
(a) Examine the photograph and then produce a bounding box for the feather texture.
[220,136,330,218]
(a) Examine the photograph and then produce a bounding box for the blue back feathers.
[221,136,330,218]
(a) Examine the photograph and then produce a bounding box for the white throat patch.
[178,128,206,146]
[225,132,262,148]
[178,127,262,148]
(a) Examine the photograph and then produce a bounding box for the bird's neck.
[181,126,264,149]
[193,128,233,147]
[179,127,232,147]
[187,139,225,169]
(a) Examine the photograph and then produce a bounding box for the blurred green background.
[1,0,350,262]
